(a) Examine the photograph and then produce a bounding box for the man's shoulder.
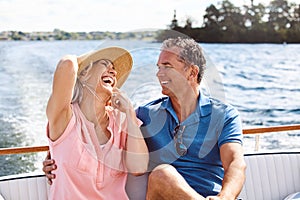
[139,96,168,109]
[209,97,237,112]
[135,97,168,125]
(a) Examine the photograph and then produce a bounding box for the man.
[43,37,246,199]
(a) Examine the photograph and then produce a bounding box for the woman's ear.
[79,62,93,77]
[80,70,87,77]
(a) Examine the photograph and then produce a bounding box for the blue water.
[0,40,299,176]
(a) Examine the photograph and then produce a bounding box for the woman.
[46,46,149,199]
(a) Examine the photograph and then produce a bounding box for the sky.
[0,0,299,33]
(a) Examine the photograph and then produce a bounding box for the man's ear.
[190,65,199,78]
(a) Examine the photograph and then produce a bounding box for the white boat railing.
[0,124,300,155]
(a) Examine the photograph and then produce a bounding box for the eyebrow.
[157,61,172,66]
[177,56,186,63]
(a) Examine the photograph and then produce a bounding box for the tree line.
[157,0,300,43]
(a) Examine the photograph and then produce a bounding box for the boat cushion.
[0,152,299,200]
[0,173,49,200]
[238,152,300,200]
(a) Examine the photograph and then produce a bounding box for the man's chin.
[161,88,170,96]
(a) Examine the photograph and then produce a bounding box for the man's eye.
[158,65,172,70]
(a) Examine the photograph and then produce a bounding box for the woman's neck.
[80,99,111,144]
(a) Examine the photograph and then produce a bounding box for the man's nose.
[156,66,167,77]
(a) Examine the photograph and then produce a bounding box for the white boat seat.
[238,151,300,200]
[0,151,299,200]
[0,173,49,200]
[126,151,300,200]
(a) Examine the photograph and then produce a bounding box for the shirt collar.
[160,90,212,121]
[199,90,212,117]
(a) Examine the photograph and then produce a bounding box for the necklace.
[94,112,111,145]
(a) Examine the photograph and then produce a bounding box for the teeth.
[161,81,169,85]
[102,77,113,84]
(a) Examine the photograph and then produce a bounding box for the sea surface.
[0,40,299,176]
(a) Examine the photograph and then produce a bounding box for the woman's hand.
[111,88,133,113]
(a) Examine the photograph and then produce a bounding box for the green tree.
[268,0,291,30]
[218,0,246,42]
[243,3,266,29]
[287,3,300,42]
[202,4,224,42]
[243,3,269,42]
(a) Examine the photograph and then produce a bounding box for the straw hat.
[78,47,133,88]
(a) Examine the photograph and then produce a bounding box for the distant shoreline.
[1,29,299,44]
[0,29,159,41]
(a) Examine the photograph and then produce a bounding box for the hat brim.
[78,47,133,88]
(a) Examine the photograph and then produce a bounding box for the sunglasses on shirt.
[173,125,187,156]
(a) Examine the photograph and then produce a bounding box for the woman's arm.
[124,107,149,175]
[46,55,78,141]
[111,89,149,175]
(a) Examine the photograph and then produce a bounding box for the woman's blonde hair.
[71,59,112,103]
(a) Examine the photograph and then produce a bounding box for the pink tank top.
[48,103,131,199]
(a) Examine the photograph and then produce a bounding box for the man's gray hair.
[162,37,206,84]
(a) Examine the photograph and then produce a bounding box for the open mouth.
[161,80,169,85]
[102,76,115,86]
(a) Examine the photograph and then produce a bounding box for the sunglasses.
[173,125,187,156]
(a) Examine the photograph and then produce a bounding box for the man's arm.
[217,142,246,200]
[42,151,57,185]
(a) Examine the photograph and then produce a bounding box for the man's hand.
[205,196,222,200]
[42,151,57,185]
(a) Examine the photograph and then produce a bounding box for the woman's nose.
[107,65,117,76]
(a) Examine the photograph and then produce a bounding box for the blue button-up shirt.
[136,91,243,196]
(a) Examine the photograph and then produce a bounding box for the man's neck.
[170,87,199,122]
